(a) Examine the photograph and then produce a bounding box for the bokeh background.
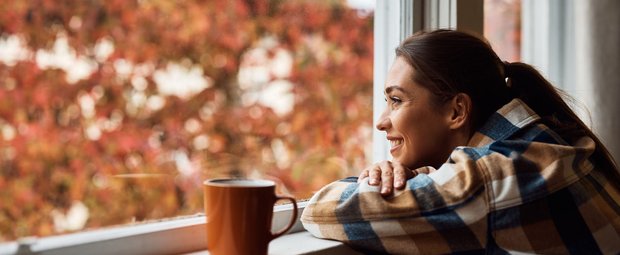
[0,0,374,240]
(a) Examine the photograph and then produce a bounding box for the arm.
[300,149,488,254]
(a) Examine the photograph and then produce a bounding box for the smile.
[388,138,404,154]
[389,139,403,147]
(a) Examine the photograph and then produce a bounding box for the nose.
[375,109,390,131]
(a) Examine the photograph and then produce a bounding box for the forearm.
[301,172,487,254]
[301,152,486,253]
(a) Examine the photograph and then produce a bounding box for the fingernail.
[381,187,389,193]
[396,181,403,187]
[370,178,377,185]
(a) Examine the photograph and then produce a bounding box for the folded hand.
[357,160,416,196]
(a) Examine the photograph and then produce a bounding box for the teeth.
[389,139,402,147]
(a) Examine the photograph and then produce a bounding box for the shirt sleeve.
[300,148,488,254]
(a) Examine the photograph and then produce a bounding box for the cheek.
[392,112,417,137]
[395,113,429,150]
[399,111,449,158]
[397,111,440,141]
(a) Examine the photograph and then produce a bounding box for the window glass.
[0,0,373,241]
[484,0,521,61]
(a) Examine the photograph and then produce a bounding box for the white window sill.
[0,201,359,255]
[185,231,361,255]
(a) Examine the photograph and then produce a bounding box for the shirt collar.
[468,99,540,147]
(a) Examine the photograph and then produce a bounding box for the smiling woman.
[301,29,620,254]
[377,57,463,171]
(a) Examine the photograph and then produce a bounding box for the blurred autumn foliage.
[484,0,521,62]
[0,0,373,240]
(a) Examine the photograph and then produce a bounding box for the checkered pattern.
[301,99,620,254]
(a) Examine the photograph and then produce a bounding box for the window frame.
[521,0,576,92]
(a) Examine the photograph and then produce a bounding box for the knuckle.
[382,177,391,184]
[369,168,381,176]
[382,170,393,177]
[394,166,404,174]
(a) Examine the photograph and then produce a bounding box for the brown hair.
[395,29,618,174]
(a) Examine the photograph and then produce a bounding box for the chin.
[394,155,423,169]
[397,159,417,170]
[404,160,427,170]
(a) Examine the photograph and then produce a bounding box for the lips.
[387,137,404,154]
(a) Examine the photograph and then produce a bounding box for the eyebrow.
[384,86,409,95]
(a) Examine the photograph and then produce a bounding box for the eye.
[384,95,403,108]
[389,96,402,105]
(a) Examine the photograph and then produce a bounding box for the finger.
[380,161,394,195]
[357,169,369,183]
[368,166,381,185]
[392,163,407,189]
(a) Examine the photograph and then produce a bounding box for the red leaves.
[0,0,373,240]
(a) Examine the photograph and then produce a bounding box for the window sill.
[0,201,359,255]
[185,231,361,255]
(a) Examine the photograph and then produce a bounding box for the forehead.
[384,57,417,91]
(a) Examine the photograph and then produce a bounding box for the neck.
[432,128,472,169]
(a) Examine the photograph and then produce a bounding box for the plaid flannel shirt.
[301,99,620,254]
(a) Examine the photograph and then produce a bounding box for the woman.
[300,29,620,254]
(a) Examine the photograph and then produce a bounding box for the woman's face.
[377,57,455,170]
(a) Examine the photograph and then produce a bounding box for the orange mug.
[203,179,298,255]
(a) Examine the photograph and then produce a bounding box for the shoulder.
[466,122,596,210]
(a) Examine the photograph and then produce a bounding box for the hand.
[357,161,416,196]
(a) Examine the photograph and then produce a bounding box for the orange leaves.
[0,0,373,240]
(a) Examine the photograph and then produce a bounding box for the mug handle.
[270,195,298,240]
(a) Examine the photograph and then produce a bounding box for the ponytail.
[505,62,619,175]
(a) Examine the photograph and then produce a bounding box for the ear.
[444,93,471,130]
